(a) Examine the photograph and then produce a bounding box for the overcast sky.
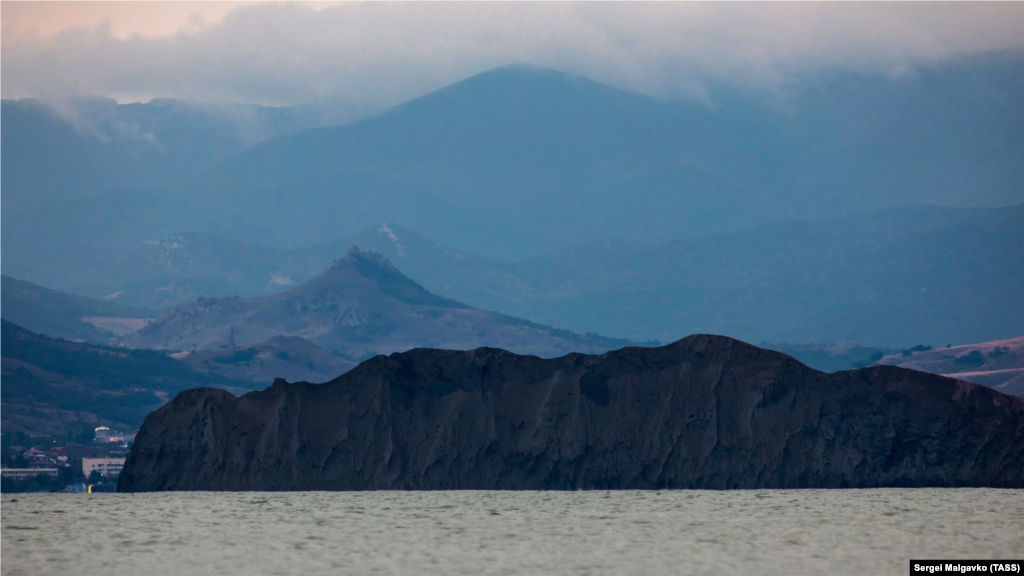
[3,1,1023,109]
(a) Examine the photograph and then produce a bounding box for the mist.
[4,2,1023,111]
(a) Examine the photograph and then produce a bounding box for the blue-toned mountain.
[178,57,1024,257]
[0,97,342,216]
[1,275,155,343]
[122,247,633,359]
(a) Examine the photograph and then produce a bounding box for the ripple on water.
[1,489,1022,576]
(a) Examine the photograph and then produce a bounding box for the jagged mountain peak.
[310,246,467,309]
[338,245,398,271]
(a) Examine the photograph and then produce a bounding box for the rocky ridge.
[118,335,1024,492]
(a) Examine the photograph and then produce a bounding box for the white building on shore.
[82,458,126,478]
[1,468,59,480]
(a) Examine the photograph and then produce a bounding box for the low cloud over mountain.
[4,3,1023,108]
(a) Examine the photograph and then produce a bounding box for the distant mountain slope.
[176,57,1024,255]
[5,204,1020,348]
[3,230,321,310]
[758,343,892,373]
[877,336,1024,397]
[5,55,1022,273]
[1,275,156,343]
[507,204,1024,347]
[0,215,497,307]
[123,248,634,358]
[0,203,473,309]
[175,336,356,385]
[351,207,1023,349]
[0,97,343,217]
[0,320,256,435]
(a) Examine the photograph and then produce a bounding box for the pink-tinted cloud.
[2,2,1022,107]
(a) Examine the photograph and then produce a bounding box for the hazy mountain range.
[4,254,1021,441]
[5,204,1020,348]
[2,56,1022,352]
[0,97,353,216]
[174,58,1023,256]
[5,54,1022,256]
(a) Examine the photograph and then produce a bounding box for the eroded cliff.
[118,335,1024,491]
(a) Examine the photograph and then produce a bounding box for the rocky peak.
[338,246,399,273]
[328,246,466,309]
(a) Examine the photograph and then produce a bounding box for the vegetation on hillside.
[1,320,255,434]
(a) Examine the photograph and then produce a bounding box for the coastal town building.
[93,427,135,444]
[14,446,71,469]
[1,468,60,480]
[82,458,126,478]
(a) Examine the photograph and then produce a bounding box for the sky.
[2,1,1024,109]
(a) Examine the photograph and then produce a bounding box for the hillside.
[758,343,891,373]
[337,207,1023,347]
[119,335,1024,492]
[177,59,1024,256]
[15,231,327,310]
[877,336,1024,397]
[123,248,634,358]
[174,336,356,385]
[4,55,1022,285]
[0,225,496,310]
[507,205,1024,346]
[0,97,344,217]
[4,204,1020,349]
[0,320,257,436]
[1,275,156,343]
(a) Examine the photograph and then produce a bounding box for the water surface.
[3,489,1022,575]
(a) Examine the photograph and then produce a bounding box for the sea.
[2,489,1022,575]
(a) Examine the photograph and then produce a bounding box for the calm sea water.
[2,489,1022,575]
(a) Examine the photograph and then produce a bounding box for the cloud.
[0,1,263,42]
[2,2,1023,109]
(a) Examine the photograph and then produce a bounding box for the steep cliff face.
[118,335,1024,491]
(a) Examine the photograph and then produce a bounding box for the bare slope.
[118,335,1024,492]
[175,336,356,385]
[123,247,632,358]
[878,336,1024,397]
[1,275,156,343]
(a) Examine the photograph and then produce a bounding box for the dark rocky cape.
[118,335,1024,491]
